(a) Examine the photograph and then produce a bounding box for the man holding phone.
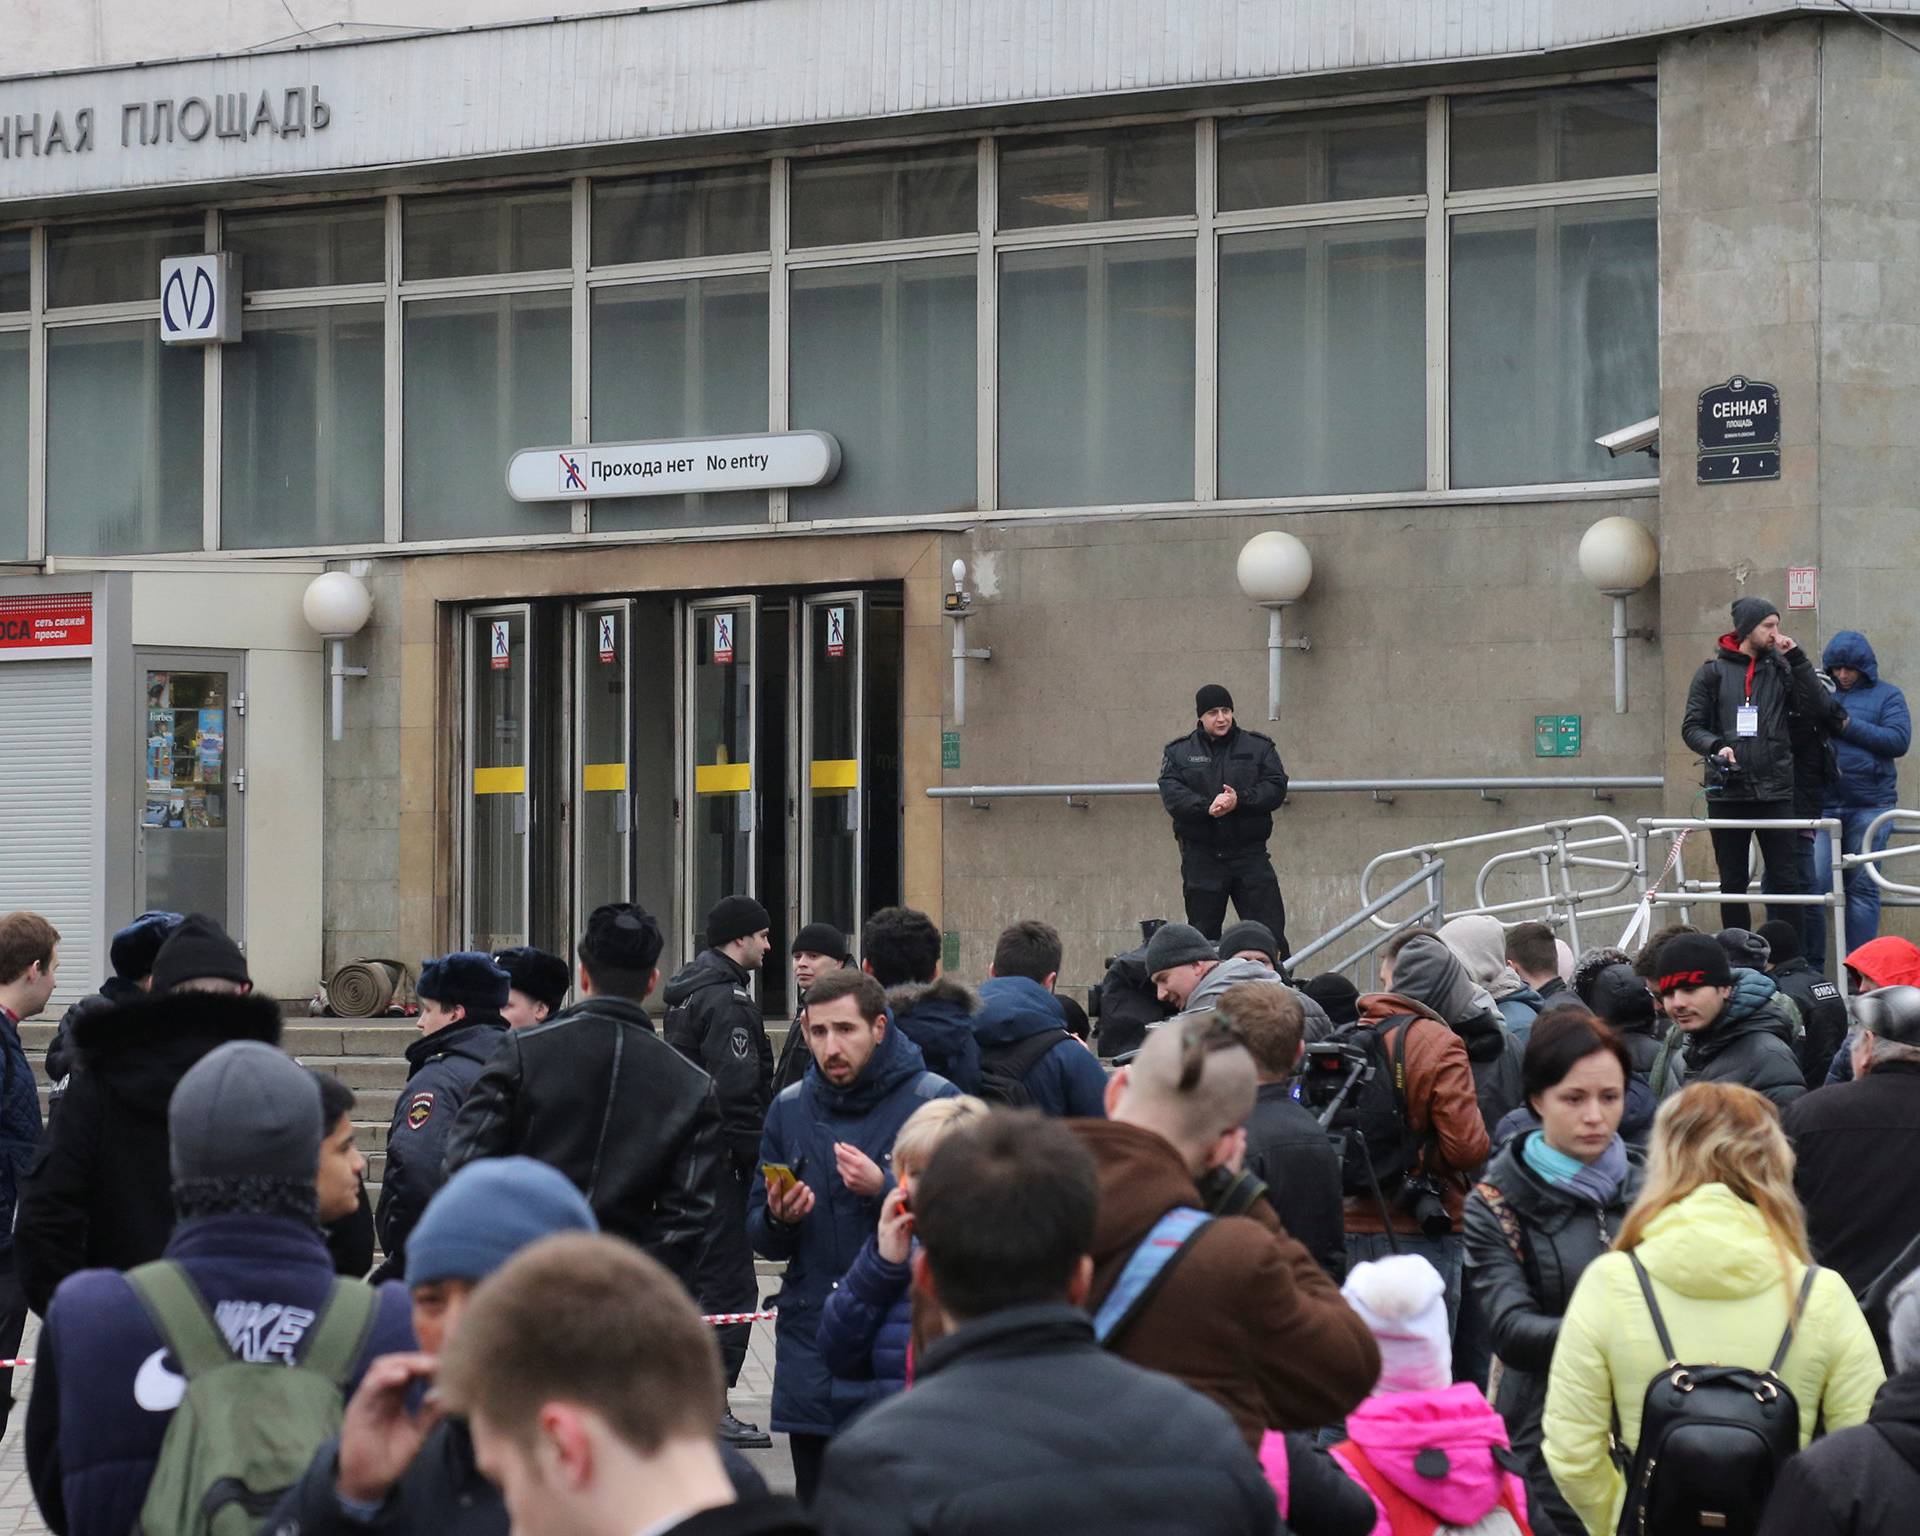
[747,969,959,1504]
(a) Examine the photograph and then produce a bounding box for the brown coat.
[1341,992,1492,1235]
[1069,1118,1381,1450]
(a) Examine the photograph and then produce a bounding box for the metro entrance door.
[465,605,531,950]
[799,593,865,940]
[574,600,633,918]
[684,597,757,956]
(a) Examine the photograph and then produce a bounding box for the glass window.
[0,233,26,312]
[1450,201,1657,488]
[47,320,204,555]
[790,256,975,519]
[999,240,1195,507]
[1451,82,1657,190]
[1218,105,1426,210]
[1219,222,1425,498]
[0,332,26,558]
[999,124,1194,230]
[589,275,770,532]
[403,291,572,539]
[402,188,570,280]
[48,217,203,307]
[791,144,977,247]
[222,305,384,549]
[225,202,384,290]
[591,166,769,266]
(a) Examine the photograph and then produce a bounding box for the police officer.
[1157,683,1292,955]
[662,894,776,1449]
[373,951,510,1282]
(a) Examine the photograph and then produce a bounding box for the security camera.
[1595,417,1661,459]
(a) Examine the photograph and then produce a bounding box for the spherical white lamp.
[1236,531,1314,605]
[303,573,373,743]
[1577,516,1659,597]
[301,571,374,639]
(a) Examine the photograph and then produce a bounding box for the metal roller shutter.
[0,662,94,1011]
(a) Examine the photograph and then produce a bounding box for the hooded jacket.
[971,976,1108,1117]
[1682,634,1833,801]
[663,950,774,1176]
[1679,967,1807,1108]
[1157,723,1290,855]
[1756,1368,1920,1536]
[374,1015,507,1283]
[1589,962,1685,1103]
[1825,938,1920,1085]
[747,1023,957,1436]
[813,1304,1283,1536]
[884,978,981,1095]
[13,990,284,1317]
[1543,1182,1884,1536]
[1465,1138,1645,1536]
[1390,936,1525,1140]
[1331,1384,1531,1536]
[1823,630,1911,810]
[1785,1061,1920,1298]
[1070,1117,1380,1446]
[1181,956,1336,1041]
[1439,915,1544,1043]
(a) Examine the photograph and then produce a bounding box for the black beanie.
[1654,932,1733,992]
[1303,972,1361,1027]
[1732,596,1780,641]
[151,913,250,993]
[706,895,772,950]
[491,945,571,1013]
[1195,683,1234,716]
[791,922,851,963]
[1756,919,1804,966]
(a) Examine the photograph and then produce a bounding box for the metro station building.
[0,0,1911,1011]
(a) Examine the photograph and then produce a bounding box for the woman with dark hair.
[1463,1011,1643,1536]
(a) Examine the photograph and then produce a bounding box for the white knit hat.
[1342,1255,1450,1393]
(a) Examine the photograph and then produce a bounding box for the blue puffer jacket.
[747,1026,957,1436]
[971,977,1109,1118]
[1824,631,1911,809]
[886,979,982,1095]
[817,1233,914,1404]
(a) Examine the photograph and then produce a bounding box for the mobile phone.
[762,1162,798,1199]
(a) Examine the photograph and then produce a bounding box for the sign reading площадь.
[1697,376,1781,483]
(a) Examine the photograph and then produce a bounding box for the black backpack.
[978,1029,1071,1108]
[1613,1252,1816,1536]
[1324,1016,1421,1200]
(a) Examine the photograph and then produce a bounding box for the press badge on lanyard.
[1737,704,1760,737]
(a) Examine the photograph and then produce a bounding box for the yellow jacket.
[1542,1182,1884,1535]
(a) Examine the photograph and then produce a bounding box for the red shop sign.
[0,594,92,658]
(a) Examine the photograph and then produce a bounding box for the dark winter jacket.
[1465,1136,1644,1536]
[14,990,284,1317]
[747,1025,957,1436]
[372,1016,507,1284]
[1157,724,1289,855]
[1493,1073,1657,1152]
[1242,1080,1345,1280]
[443,994,721,1290]
[816,1234,913,1402]
[25,1214,413,1536]
[1784,1061,1920,1298]
[1091,945,1170,1060]
[0,1005,40,1256]
[1824,631,1911,810]
[1679,967,1808,1108]
[326,1182,375,1279]
[1771,956,1850,1089]
[663,950,774,1177]
[1683,634,1833,802]
[884,978,981,1095]
[262,1413,771,1536]
[43,976,144,1088]
[971,976,1108,1117]
[812,1304,1282,1536]
[1756,1368,1920,1536]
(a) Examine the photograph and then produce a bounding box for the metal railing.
[927,774,1663,809]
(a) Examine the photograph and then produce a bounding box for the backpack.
[977,1029,1071,1108]
[1323,1016,1421,1201]
[1613,1252,1816,1536]
[127,1260,379,1536]
[1092,1206,1213,1347]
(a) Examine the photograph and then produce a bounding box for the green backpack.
[126,1260,378,1536]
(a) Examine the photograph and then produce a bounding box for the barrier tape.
[702,1309,777,1326]
[1618,827,1693,952]
[0,1359,30,1369]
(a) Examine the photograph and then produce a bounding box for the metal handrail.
[1634,816,1847,962]
[1857,809,1920,897]
[1282,861,1444,976]
[927,775,1662,805]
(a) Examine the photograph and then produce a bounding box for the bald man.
[1068,1014,1379,1449]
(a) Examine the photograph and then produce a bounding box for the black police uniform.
[1157,723,1291,951]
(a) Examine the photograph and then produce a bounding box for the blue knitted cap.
[405,1157,598,1287]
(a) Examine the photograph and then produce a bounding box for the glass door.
[684,596,757,955]
[466,605,532,949]
[800,593,865,940]
[137,652,244,937]
[574,600,633,919]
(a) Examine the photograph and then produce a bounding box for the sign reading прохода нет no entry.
[507,431,841,502]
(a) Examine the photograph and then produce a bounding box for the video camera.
[1299,1040,1371,1123]
[1298,1040,1451,1240]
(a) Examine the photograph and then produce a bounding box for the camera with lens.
[1397,1174,1452,1238]
[1299,1040,1371,1119]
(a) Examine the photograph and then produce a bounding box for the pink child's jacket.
[1329,1383,1532,1536]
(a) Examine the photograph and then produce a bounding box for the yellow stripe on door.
[695,762,752,795]
[809,759,858,790]
[582,763,628,792]
[472,766,526,795]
